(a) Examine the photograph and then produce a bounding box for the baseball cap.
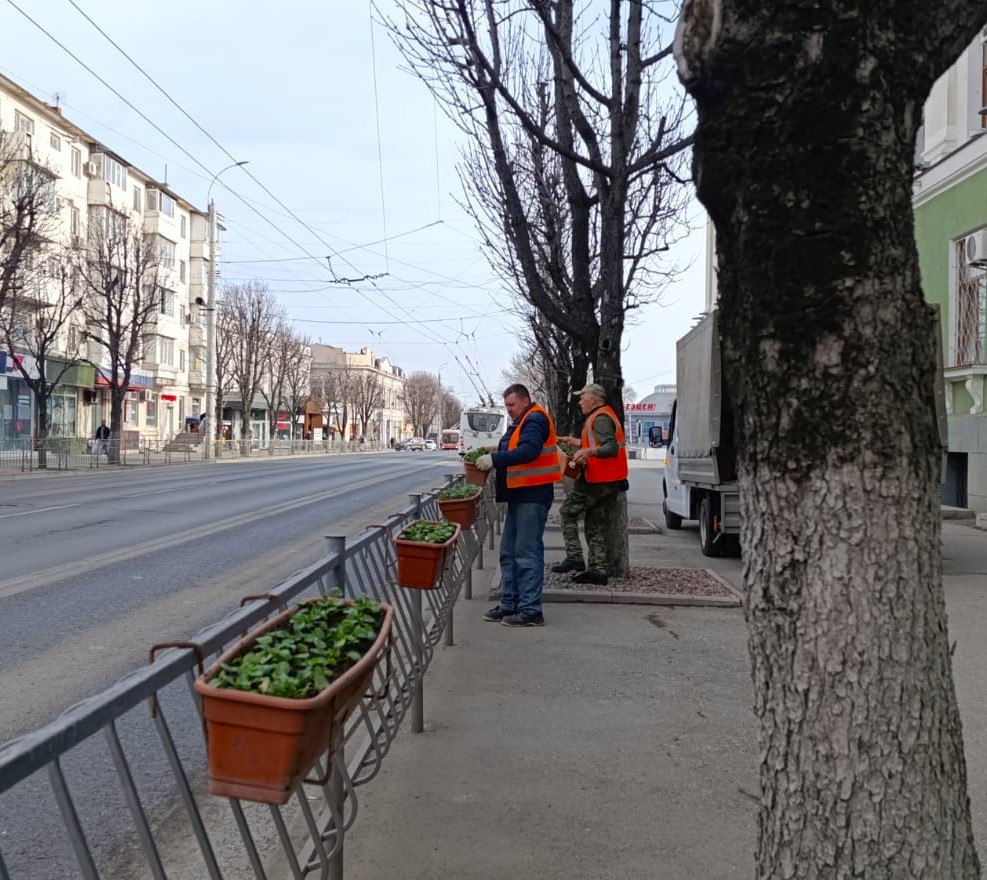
[574,383,606,398]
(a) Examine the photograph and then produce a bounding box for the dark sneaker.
[501,613,546,627]
[572,570,608,586]
[550,558,585,574]
[483,605,515,622]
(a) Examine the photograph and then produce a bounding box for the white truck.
[662,306,948,558]
[661,310,740,557]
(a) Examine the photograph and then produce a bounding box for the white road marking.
[0,503,79,521]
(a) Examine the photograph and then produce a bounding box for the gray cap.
[574,383,606,399]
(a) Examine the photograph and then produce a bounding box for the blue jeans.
[499,500,551,617]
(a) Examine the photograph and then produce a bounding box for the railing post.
[411,588,424,733]
[465,555,474,599]
[325,536,347,598]
[327,727,345,880]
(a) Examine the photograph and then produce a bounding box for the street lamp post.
[203,160,248,460]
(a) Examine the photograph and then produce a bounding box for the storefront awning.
[94,375,143,392]
[47,357,95,389]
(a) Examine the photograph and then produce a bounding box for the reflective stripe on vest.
[581,405,629,484]
[505,404,563,489]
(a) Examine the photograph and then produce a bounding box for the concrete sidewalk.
[344,463,757,879]
[342,463,987,878]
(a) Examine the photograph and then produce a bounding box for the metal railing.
[0,475,501,879]
[0,437,425,473]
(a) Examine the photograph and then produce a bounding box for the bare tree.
[441,388,462,430]
[675,1,986,875]
[283,334,311,441]
[213,302,235,440]
[222,281,282,450]
[402,371,440,437]
[0,249,84,467]
[81,208,162,463]
[310,366,351,442]
[260,322,294,444]
[383,0,691,414]
[352,368,385,439]
[0,131,56,316]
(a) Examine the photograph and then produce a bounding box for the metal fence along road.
[0,475,500,880]
[0,438,408,473]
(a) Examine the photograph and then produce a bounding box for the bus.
[441,429,461,450]
[460,406,507,456]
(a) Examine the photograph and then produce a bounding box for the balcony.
[188,369,205,388]
[190,240,213,261]
[188,324,204,348]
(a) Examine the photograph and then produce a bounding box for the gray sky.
[0,0,708,403]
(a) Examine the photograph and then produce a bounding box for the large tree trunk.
[35,398,48,470]
[109,389,125,465]
[676,2,983,875]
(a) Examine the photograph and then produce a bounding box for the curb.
[942,506,975,521]
[542,589,741,608]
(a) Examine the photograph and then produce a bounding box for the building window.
[50,387,77,436]
[155,192,176,218]
[14,111,34,136]
[145,394,157,427]
[133,186,142,212]
[179,349,186,371]
[71,147,81,178]
[101,155,128,191]
[70,206,80,237]
[159,289,176,317]
[125,392,138,426]
[156,236,176,268]
[179,259,186,282]
[160,337,175,365]
[180,215,187,238]
[956,239,987,365]
[49,132,61,151]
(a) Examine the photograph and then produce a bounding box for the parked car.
[424,439,437,451]
[407,437,426,451]
[394,439,409,451]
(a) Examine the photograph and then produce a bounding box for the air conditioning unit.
[139,390,152,403]
[83,161,98,178]
[965,229,987,267]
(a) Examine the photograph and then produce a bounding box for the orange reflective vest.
[581,405,629,484]
[505,404,563,489]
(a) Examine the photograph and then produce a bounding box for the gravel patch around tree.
[545,510,659,533]
[544,565,736,596]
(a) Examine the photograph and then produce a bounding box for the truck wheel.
[663,499,683,530]
[698,496,721,557]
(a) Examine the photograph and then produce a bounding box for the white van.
[459,406,507,456]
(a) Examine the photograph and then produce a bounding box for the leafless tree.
[221,281,282,450]
[0,249,85,467]
[382,0,691,416]
[441,388,462,430]
[310,366,352,442]
[283,334,311,440]
[352,368,385,439]
[260,322,295,444]
[0,131,57,317]
[81,207,162,462]
[402,371,440,437]
[676,1,986,875]
[213,302,235,440]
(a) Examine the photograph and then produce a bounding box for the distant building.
[624,384,675,445]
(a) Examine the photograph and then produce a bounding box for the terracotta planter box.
[463,461,489,487]
[437,491,482,530]
[394,521,461,589]
[193,599,394,805]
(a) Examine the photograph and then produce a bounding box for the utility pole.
[203,196,218,460]
[202,161,248,461]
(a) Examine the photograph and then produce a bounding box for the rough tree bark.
[675,1,985,875]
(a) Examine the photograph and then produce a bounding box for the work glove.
[475,453,494,472]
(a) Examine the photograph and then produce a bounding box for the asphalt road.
[0,451,459,880]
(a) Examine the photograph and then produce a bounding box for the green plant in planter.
[558,440,577,456]
[400,520,457,543]
[463,447,490,464]
[212,597,384,699]
[439,483,481,500]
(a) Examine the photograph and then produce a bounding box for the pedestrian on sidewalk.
[94,420,110,458]
[553,383,629,586]
[475,383,562,627]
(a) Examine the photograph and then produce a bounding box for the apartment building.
[0,72,209,450]
[913,27,987,508]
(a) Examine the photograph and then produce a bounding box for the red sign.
[160,394,177,401]
[624,403,656,412]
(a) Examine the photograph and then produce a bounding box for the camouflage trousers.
[560,485,619,574]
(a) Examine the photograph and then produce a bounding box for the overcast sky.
[0,0,709,404]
